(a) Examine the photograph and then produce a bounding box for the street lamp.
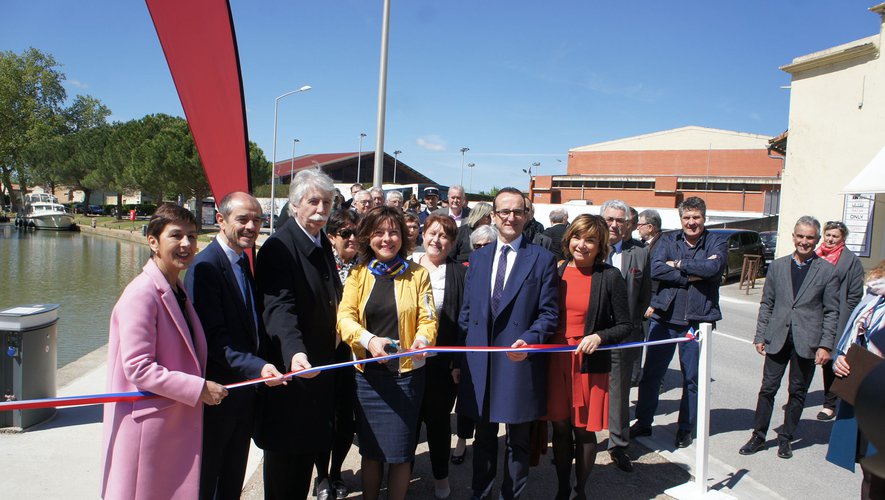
[467,162,476,194]
[393,150,402,184]
[289,139,300,184]
[357,132,367,183]
[459,147,470,186]
[270,84,311,233]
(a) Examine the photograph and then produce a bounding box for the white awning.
[842,145,885,193]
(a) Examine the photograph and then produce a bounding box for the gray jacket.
[832,249,865,336]
[754,255,839,358]
[617,239,652,342]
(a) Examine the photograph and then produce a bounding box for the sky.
[2,1,882,193]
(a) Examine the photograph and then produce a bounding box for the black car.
[759,231,777,267]
[708,229,765,284]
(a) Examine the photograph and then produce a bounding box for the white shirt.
[295,219,323,247]
[215,233,258,329]
[428,264,447,316]
[610,239,623,269]
[490,235,523,297]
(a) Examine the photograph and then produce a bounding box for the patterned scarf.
[333,249,355,285]
[816,241,845,266]
[368,255,409,277]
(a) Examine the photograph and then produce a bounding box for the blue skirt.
[355,367,426,463]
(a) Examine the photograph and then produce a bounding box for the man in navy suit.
[185,191,285,500]
[457,187,559,500]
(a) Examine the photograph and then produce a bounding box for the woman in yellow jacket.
[338,206,437,500]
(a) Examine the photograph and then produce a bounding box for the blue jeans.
[635,319,699,433]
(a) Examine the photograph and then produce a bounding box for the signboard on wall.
[843,193,875,257]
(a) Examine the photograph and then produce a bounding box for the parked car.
[759,231,777,268]
[86,205,104,216]
[708,229,765,284]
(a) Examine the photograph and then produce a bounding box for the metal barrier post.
[665,323,733,499]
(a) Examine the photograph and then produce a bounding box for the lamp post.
[393,150,402,184]
[357,132,367,183]
[522,162,539,188]
[459,147,470,186]
[289,139,300,184]
[467,162,476,193]
[270,85,311,233]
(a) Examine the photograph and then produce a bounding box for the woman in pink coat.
[101,204,228,499]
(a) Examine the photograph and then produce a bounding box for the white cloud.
[67,79,88,89]
[416,135,446,152]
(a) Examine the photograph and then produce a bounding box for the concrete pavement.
[0,279,861,499]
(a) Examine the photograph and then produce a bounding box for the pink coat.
[101,259,208,500]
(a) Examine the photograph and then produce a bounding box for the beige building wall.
[777,5,885,269]
[570,126,771,152]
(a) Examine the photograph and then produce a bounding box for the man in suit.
[255,169,344,500]
[458,187,559,500]
[351,189,372,216]
[185,192,285,500]
[341,182,363,210]
[739,216,838,459]
[636,208,663,385]
[521,197,546,244]
[434,185,471,227]
[419,186,441,226]
[542,208,569,261]
[631,197,727,449]
[599,200,651,472]
[637,209,662,251]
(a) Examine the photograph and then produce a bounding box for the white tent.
[842,145,885,193]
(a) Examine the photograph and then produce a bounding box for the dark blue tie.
[492,245,511,315]
[237,255,259,345]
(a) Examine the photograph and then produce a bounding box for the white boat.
[15,193,76,230]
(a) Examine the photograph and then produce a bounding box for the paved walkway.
[0,227,777,500]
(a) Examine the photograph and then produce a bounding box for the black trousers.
[862,464,885,500]
[821,359,838,411]
[472,420,531,500]
[608,346,639,450]
[418,357,458,480]
[752,336,816,441]
[263,449,314,500]
[199,390,255,500]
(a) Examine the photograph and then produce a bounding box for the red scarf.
[816,242,845,265]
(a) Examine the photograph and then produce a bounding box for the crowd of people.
[99,171,884,500]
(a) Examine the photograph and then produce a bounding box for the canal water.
[0,224,151,368]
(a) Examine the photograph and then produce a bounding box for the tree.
[161,118,210,230]
[0,48,66,210]
[249,141,272,188]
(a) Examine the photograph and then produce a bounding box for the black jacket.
[557,261,632,373]
[254,219,343,451]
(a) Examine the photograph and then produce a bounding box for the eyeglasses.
[603,217,626,225]
[494,209,526,218]
[337,228,355,238]
[472,242,491,250]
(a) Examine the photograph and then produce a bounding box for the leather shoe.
[609,448,634,472]
[817,408,836,421]
[314,478,332,500]
[739,435,766,455]
[331,479,348,499]
[629,422,652,438]
[675,430,693,448]
[450,451,465,465]
[777,439,793,459]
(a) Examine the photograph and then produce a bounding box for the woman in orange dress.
[546,214,632,500]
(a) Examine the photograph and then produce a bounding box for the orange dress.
[545,266,610,431]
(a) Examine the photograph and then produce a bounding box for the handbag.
[830,344,883,406]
